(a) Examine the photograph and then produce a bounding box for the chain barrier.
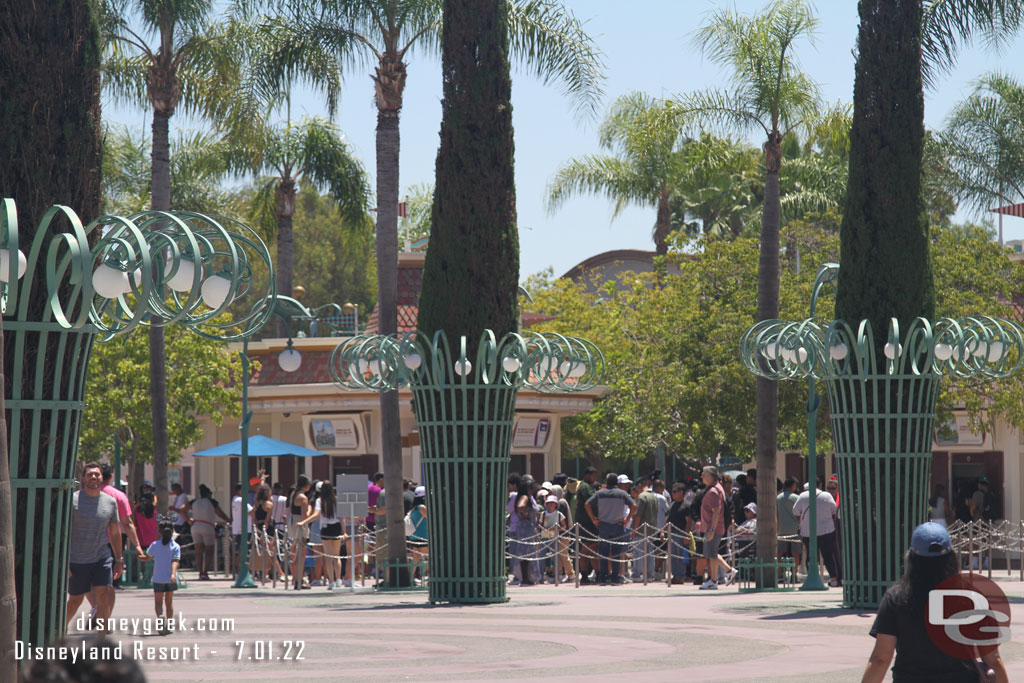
[165,520,815,589]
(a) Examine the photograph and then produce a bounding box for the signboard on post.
[334,474,369,592]
[335,474,369,518]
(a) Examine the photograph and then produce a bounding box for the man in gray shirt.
[584,473,637,584]
[66,462,122,630]
[776,476,802,573]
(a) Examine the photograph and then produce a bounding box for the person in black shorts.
[144,520,181,635]
[66,463,127,631]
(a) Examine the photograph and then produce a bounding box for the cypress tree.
[0,0,103,649]
[835,0,934,339]
[418,0,519,343]
[414,0,519,602]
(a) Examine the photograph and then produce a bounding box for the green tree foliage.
[836,0,934,343]
[932,224,1024,433]
[288,187,377,313]
[526,219,1024,474]
[527,219,840,472]
[79,323,243,479]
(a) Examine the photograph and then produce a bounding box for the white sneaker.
[341,579,352,588]
[508,577,521,586]
[699,579,718,590]
[725,569,738,586]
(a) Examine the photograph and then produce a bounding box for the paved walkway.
[67,570,1024,682]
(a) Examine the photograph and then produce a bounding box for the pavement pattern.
[61,569,1024,682]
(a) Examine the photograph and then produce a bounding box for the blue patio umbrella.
[193,434,325,457]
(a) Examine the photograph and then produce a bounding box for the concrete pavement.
[61,570,1024,682]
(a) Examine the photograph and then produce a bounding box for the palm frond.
[507,0,606,120]
[690,0,820,135]
[941,70,1024,213]
[546,155,653,216]
[922,0,1024,88]
[298,118,374,228]
[675,88,770,137]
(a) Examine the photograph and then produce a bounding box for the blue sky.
[106,0,1024,281]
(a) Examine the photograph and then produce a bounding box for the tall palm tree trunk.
[654,193,671,256]
[150,108,172,511]
[375,106,407,582]
[275,178,296,336]
[755,134,782,577]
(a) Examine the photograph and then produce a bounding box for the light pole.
[799,263,839,592]
[233,296,337,588]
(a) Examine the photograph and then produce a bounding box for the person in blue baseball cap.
[861,522,1008,682]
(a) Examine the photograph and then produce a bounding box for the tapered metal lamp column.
[233,337,257,588]
[800,264,838,592]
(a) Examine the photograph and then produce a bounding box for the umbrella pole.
[234,337,257,588]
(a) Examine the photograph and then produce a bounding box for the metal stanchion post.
[969,522,975,576]
[574,526,581,588]
[666,527,673,587]
[642,527,648,586]
[988,523,993,580]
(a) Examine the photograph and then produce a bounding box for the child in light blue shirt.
[145,520,180,635]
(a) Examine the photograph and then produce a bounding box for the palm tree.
[237,0,605,578]
[229,116,372,333]
[102,0,243,512]
[547,92,699,255]
[103,125,242,216]
[940,72,1024,236]
[683,0,821,572]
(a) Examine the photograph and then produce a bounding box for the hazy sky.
[106,0,1024,281]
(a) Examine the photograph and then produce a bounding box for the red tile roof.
[250,350,340,385]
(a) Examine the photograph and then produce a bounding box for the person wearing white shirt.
[231,484,253,574]
[791,481,842,587]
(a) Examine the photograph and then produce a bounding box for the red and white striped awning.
[991,202,1024,218]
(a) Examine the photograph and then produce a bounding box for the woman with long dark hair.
[249,484,276,585]
[862,522,1008,682]
[929,483,952,527]
[298,481,346,589]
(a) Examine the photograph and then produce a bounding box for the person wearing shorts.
[698,466,735,589]
[188,484,230,580]
[66,463,125,630]
[145,521,180,635]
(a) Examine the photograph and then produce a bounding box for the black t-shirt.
[403,489,415,515]
[575,481,597,532]
[870,587,979,683]
[667,499,688,530]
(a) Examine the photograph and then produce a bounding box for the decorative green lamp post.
[1,200,274,643]
[232,296,339,588]
[742,268,1024,606]
[331,330,603,603]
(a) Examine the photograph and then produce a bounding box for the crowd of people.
[505,465,848,588]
